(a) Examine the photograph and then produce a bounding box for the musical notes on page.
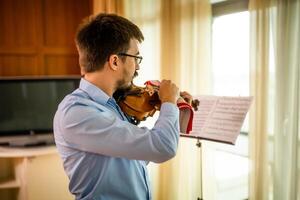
[184,96,253,145]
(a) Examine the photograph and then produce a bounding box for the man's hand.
[158,80,179,104]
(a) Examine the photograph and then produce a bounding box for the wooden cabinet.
[0,0,92,76]
[0,1,92,199]
[0,2,90,197]
[0,1,122,199]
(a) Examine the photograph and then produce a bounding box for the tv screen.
[0,76,80,136]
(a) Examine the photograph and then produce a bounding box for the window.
[212,12,249,96]
[212,11,250,133]
[202,1,250,199]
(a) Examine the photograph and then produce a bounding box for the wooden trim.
[42,47,77,55]
[0,47,37,55]
[0,75,81,80]
[0,47,77,55]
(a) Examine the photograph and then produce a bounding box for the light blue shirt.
[53,78,179,200]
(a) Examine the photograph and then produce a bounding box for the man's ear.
[108,55,119,71]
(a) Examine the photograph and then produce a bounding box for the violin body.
[113,82,161,124]
[113,80,199,126]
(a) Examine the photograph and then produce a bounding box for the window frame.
[212,0,249,17]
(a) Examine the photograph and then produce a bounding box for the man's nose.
[136,63,140,70]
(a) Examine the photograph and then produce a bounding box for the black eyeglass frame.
[118,53,143,64]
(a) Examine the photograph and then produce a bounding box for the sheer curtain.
[92,0,124,15]
[125,0,212,199]
[249,0,300,199]
[159,1,211,199]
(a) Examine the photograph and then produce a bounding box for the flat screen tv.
[0,76,80,146]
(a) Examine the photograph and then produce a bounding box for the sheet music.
[184,96,252,145]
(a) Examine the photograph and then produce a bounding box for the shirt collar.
[79,78,111,105]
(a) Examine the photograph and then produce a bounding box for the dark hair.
[75,13,144,72]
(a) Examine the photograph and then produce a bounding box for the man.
[54,13,180,200]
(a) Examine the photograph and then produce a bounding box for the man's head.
[75,13,144,74]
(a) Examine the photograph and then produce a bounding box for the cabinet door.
[0,0,91,76]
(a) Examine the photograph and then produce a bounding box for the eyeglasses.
[118,53,143,64]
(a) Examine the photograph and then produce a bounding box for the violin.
[113,80,200,126]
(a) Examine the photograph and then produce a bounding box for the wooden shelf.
[0,179,20,189]
[0,145,57,158]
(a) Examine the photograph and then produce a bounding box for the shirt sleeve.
[57,102,180,163]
